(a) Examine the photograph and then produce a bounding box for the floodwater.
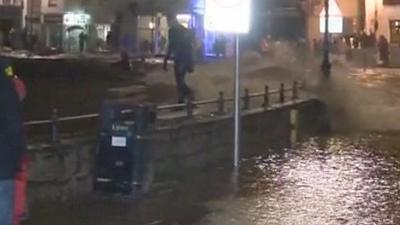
[197,67,400,225]
[199,133,400,225]
[26,133,400,225]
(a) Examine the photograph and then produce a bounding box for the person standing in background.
[79,32,87,53]
[0,31,4,51]
[378,35,389,67]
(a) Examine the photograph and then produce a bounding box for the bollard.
[290,109,299,148]
[279,83,285,104]
[292,81,299,100]
[242,88,250,110]
[186,98,193,118]
[217,91,225,114]
[51,108,59,143]
[263,85,270,107]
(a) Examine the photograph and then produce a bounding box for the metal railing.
[24,81,302,143]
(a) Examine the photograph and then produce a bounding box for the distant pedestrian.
[214,34,226,57]
[79,31,87,53]
[106,31,112,49]
[377,35,389,67]
[0,58,26,225]
[360,31,369,49]
[163,14,195,104]
[0,32,4,51]
[160,35,167,53]
[352,34,360,49]
[140,39,151,61]
[114,51,131,71]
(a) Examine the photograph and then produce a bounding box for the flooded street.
[197,68,400,225]
[199,133,400,225]
[25,63,400,225]
[26,133,400,225]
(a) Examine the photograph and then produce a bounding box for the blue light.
[192,0,205,15]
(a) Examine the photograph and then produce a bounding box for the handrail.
[24,81,303,128]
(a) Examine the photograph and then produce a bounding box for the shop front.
[63,11,91,52]
[191,0,235,57]
[365,0,400,44]
[43,13,63,49]
[0,5,23,47]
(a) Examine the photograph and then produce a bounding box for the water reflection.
[201,134,400,225]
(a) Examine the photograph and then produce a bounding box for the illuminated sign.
[204,0,251,33]
[63,12,91,27]
[320,0,343,33]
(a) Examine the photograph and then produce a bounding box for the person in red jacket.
[11,73,27,225]
[0,58,26,225]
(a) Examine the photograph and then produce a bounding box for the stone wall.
[27,137,95,203]
[26,99,328,203]
[150,99,328,180]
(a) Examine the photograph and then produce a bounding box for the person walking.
[163,14,195,104]
[0,59,26,225]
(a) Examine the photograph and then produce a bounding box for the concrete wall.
[26,99,328,203]
[27,137,95,203]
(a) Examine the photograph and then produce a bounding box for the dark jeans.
[0,180,15,225]
[174,61,192,103]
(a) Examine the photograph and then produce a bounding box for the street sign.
[204,0,251,33]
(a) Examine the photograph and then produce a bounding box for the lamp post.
[321,0,331,78]
[149,20,155,53]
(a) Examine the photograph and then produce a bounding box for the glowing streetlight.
[148,21,155,30]
[205,0,251,168]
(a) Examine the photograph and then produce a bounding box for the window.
[383,0,400,5]
[48,0,57,7]
[390,20,400,44]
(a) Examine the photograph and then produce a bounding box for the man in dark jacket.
[163,14,195,104]
[0,58,25,225]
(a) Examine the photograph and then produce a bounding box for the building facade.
[305,0,365,42]
[0,0,23,47]
[365,0,400,44]
[24,0,64,49]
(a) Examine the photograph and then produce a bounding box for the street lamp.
[204,0,251,168]
[149,20,155,53]
[321,0,331,78]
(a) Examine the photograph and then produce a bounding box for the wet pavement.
[24,59,400,224]
[25,133,400,225]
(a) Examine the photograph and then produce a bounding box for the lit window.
[48,0,57,7]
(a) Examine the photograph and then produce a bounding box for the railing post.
[279,83,285,104]
[292,81,299,101]
[242,88,250,110]
[186,98,193,118]
[263,85,269,107]
[217,91,225,114]
[51,108,59,143]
